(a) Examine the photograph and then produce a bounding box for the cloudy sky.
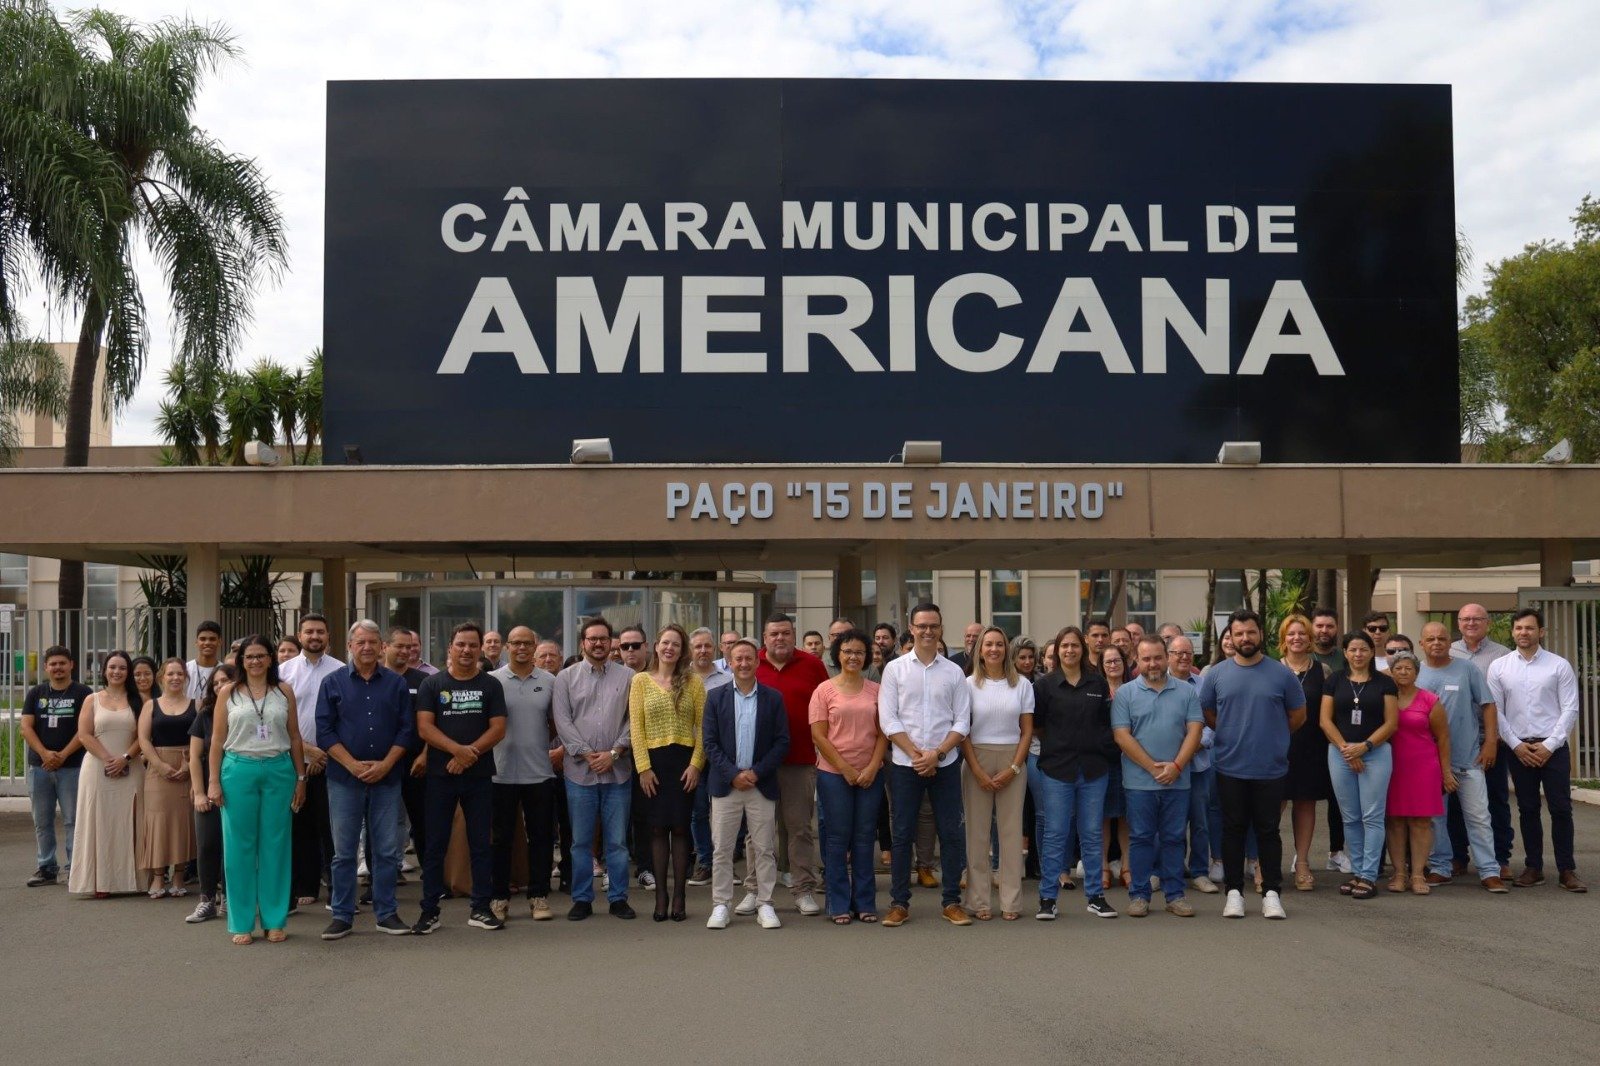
[24,0,1600,443]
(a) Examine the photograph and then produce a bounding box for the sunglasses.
[618,642,644,651]
[1365,624,1389,634]
[1385,647,1408,656]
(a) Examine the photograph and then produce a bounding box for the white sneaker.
[357,859,369,879]
[489,898,509,921]
[1191,875,1220,894]
[1208,859,1224,882]
[638,870,656,890]
[795,893,821,916]
[400,856,417,873]
[757,903,782,929]
[706,904,730,929]
[780,872,794,889]
[1222,889,1245,918]
[597,872,609,891]
[1329,850,1353,874]
[1072,860,1085,879]
[734,891,759,916]
[1262,890,1287,920]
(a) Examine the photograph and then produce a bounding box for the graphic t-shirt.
[22,682,92,767]
[416,670,506,778]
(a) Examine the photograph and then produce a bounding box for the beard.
[1233,639,1260,658]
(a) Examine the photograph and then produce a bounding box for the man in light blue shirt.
[1417,623,1504,891]
[1113,637,1204,918]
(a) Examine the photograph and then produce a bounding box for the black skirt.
[1284,721,1333,801]
[641,743,695,828]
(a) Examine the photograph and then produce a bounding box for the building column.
[186,543,220,657]
[1345,554,1372,629]
[1540,538,1575,587]
[322,557,348,659]
[875,541,906,634]
[837,553,863,626]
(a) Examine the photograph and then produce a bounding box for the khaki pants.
[712,789,777,907]
[745,765,817,898]
[963,744,1026,915]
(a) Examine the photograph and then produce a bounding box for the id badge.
[1350,706,1362,726]
[257,723,271,741]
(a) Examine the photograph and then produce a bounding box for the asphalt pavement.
[2,806,1597,1064]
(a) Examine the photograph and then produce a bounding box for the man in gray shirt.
[1452,602,1514,879]
[489,626,560,922]
[552,617,636,920]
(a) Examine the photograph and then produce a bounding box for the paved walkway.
[2,808,1597,1063]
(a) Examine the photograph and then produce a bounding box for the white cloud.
[21,0,1595,442]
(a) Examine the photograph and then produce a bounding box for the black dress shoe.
[609,900,636,920]
[567,900,593,921]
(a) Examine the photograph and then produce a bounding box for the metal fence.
[2,606,298,794]
[1520,586,1600,782]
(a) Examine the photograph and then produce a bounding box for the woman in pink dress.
[1384,651,1454,895]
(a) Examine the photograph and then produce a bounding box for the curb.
[1575,788,1600,807]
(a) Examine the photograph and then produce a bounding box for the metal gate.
[1519,586,1600,782]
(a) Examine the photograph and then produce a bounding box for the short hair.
[1135,635,1168,656]
[1512,606,1544,627]
[908,602,941,624]
[1227,608,1263,632]
[1385,633,1414,651]
[802,629,823,642]
[898,632,914,649]
[618,624,647,642]
[729,638,761,658]
[299,612,328,630]
[195,620,222,637]
[763,612,794,632]
[348,619,382,642]
[1311,607,1339,623]
[581,616,614,639]
[450,622,483,641]
[830,617,854,629]
[1085,615,1112,632]
[43,644,73,663]
[1156,622,1184,640]
[278,635,301,651]
[688,627,715,642]
[385,627,413,642]
[1361,610,1390,626]
[873,622,898,639]
[829,628,872,667]
[1342,630,1375,652]
[1388,649,1420,669]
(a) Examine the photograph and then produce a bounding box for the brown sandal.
[265,928,287,943]
[1294,862,1315,892]
[1002,911,1020,921]
[974,907,992,921]
[1410,877,1431,895]
[231,933,253,946]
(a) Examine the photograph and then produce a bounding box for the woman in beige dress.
[69,650,144,897]
[140,658,197,897]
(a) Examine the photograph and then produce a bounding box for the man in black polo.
[413,623,507,933]
[383,628,430,883]
[20,646,91,886]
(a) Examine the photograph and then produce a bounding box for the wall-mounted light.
[899,440,942,465]
[571,437,614,464]
[1216,441,1261,465]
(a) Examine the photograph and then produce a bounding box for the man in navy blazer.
[703,639,789,929]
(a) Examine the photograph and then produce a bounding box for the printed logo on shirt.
[439,690,486,715]
[39,695,78,730]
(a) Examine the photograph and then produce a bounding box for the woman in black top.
[139,658,198,897]
[184,664,235,923]
[1319,632,1399,899]
[1031,626,1118,920]
[1278,614,1332,892]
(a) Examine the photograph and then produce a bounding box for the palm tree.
[297,347,323,464]
[154,362,225,465]
[0,337,67,464]
[14,8,287,609]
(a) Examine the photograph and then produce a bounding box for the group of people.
[20,598,1585,942]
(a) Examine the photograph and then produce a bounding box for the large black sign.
[324,79,1457,464]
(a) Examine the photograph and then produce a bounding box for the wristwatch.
[1009,764,1023,776]
[610,748,622,761]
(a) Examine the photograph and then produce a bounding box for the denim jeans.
[1186,767,1212,878]
[1125,787,1190,902]
[566,779,632,904]
[27,764,80,876]
[1035,768,1107,902]
[328,773,404,922]
[816,769,883,916]
[1486,747,1514,866]
[421,774,494,912]
[1427,764,1497,881]
[887,762,965,908]
[1327,744,1392,883]
[1505,742,1575,872]
[1026,754,1078,875]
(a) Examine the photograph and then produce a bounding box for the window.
[906,569,933,608]
[0,553,27,610]
[765,570,798,616]
[1213,570,1246,612]
[990,569,1022,638]
[1087,569,1157,634]
[426,588,488,666]
[495,587,564,645]
[86,563,119,610]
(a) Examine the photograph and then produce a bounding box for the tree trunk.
[1254,568,1269,618]
[299,571,313,615]
[1201,569,1217,663]
[1105,569,1127,627]
[1316,568,1338,612]
[57,294,106,618]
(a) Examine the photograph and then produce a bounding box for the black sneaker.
[411,910,441,935]
[375,914,412,935]
[1086,895,1118,919]
[609,899,637,920]
[26,867,57,887]
[359,890,373,906]
[1035,897,1058,921]
[321,919,353,940]
[567,900,593,921]
[467,910,505,930]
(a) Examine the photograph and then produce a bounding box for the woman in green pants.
[208,635,307,944]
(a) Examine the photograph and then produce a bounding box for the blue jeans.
[1035,769,1107,902]
[328,773,404,923]
[1186,767,1212,878]
[1328,744,1392,883]
[1026,754,1077,874]
[1126,787,1190,902]
[566,779,632,904]
[816,768,884,916]
[691,779,713,866]
[1428,764,1497,881]
[28,764,80,876]
[887,762,964,908]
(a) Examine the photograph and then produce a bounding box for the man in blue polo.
[1114,637,1204,918]
[316,619,416,939]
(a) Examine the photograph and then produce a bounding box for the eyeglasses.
[1385,646,1407,656]
[1365,624,1389,634]
[618,642,644,651]
[909,623,941,632]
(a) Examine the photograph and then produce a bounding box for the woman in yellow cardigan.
[631,622,707,922]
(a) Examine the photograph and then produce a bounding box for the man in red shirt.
[741,613,829,917]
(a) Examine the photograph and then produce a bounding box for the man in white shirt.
[1486,608,1584,893]
[877,602,973,928]
[279,612,346,907]
[185,620,223,700]
[687,627,731,886]
[1452,602,1514,878]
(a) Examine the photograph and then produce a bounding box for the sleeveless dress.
[141,699,199,869]
[68,701,143,894]
[1386,688,1444,817]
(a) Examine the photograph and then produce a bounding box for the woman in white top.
[961,627,1035,920]
[209,634,307,944]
